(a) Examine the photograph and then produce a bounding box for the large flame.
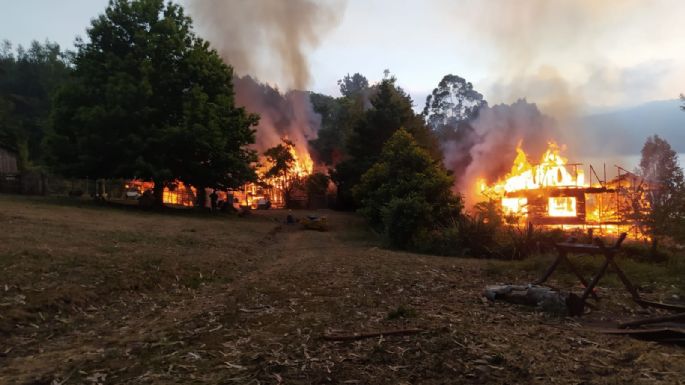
[235,139,314,209]
[288,143,314,177]
[480,142,586,217]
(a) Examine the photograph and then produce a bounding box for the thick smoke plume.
[186,0,345,91]
[453,0,644,117]
[441,1,649,204]
[444,100,560,205]
[233,76,320,156]
[185,0,345,158]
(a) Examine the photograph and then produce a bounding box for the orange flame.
[235,140,314,209]
[288,144,314,177]
[480,142,586,217]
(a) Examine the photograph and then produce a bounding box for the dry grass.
[0,194,683,384]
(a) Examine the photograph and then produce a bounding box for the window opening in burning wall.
[548,196,577,217]
[502,197,528,215]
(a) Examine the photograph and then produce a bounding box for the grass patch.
[482,250,684,297]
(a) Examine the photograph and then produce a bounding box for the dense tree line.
[46,0,258,206]
[0,40,72,170]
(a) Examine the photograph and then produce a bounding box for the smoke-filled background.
[428,0,685,204]
[232,77,320,156]
[453,101,559,204]
[184,0,347,156]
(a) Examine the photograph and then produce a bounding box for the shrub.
[353,129,462,250]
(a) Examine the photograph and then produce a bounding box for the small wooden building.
[0,146,18,175]
[0,146,20,193]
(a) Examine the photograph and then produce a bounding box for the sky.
[2,0,684,115]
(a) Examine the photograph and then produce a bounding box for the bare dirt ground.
[0,194,683,384]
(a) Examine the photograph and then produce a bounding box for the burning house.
[479,142,653,236]
[232,139,315,209]
[123,137,319,210]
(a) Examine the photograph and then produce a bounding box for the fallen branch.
[322,328,423,341]
[619,312,685,329]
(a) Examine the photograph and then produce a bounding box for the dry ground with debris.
[0,194,683,384]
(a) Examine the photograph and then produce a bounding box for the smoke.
[185,0,346,162]
[439,0,655,204]
[233,76,320,155]
[455,0,644,114]
[443,100,560,205]
[186,0,345,90]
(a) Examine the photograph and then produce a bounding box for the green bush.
[381,196,432,249]
[411,225,463,256]
[353,129,462,251]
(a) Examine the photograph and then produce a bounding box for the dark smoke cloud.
[186,0,346,90]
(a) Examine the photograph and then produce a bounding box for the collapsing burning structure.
[124,140,317,210]
[233,139,315,209]
[478,142,654,237]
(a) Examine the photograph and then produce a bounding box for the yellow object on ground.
[301,215,328,231]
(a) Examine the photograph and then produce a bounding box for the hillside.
[574,99,685,156]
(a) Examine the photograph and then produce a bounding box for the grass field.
[0,194,683,384]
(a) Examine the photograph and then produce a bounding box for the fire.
[288,144,314,177]
[234,140,314,209]
[480,142,586,218]
[548,196,577,217]
[126,179,196,207]
[477,141,650,239]
[494,142,584,193]
[162,181,196,207]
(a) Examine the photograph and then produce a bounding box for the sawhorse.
[535,232,685,315]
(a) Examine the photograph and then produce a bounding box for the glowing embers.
[548,196,577,217]
[162,182,196,207]
[502,197,528,215]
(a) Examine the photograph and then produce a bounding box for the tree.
[309,74,370,166]
[332,76,440,209]
[263,139,299,207]
[423,74,487,131]
[0,40,72,169]
[47,0,258,207]
[347,77,437,164]
[304,172,330,207]
[308,92,348,165]
[422,75,486,165]
[264,139,295,179]
[353,129,462,250]
[337,73,369,98]
[638,135,685,244]
[680,93,684,111]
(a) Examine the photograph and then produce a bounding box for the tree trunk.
[483,284,584,316]
[196,185,206,210]
[153,180,165,209]
[650,237,659,258]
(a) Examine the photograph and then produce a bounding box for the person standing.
[209,189,218,212]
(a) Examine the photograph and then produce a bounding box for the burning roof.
[477,141,649,237]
